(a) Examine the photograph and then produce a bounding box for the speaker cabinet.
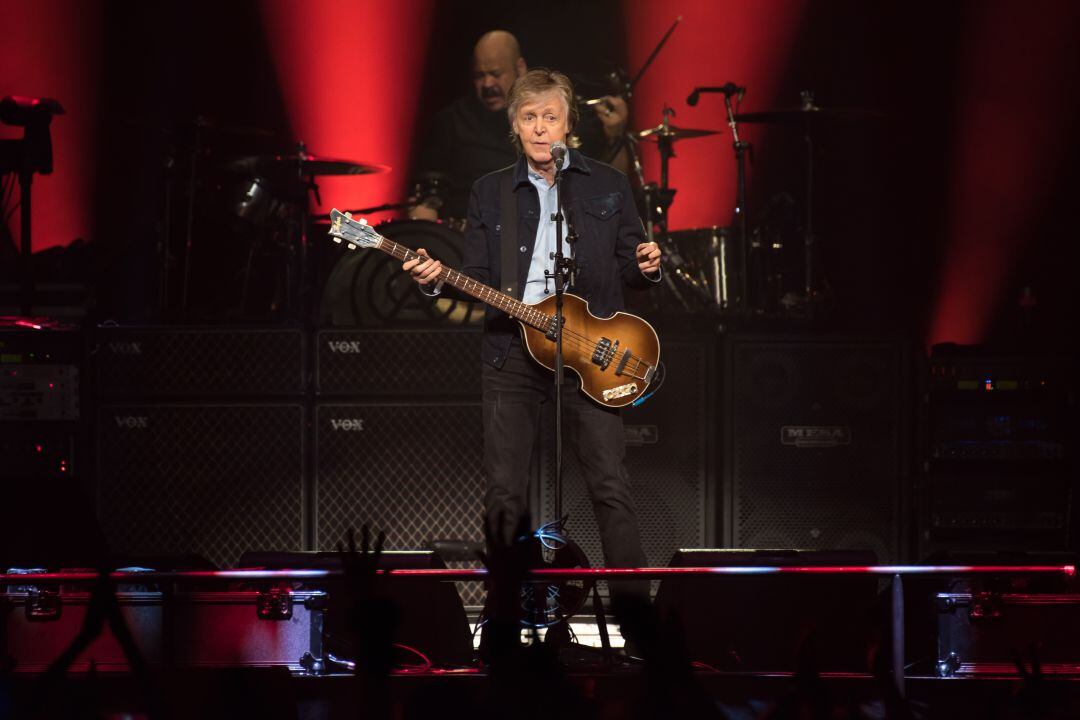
[316,328,482,397]
[540,334,717,574]
[96,403,306,568]
[315,402,486,607]
[723,336,909,561]
[95,326,305,397]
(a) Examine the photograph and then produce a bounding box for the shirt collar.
[513,147,592,188]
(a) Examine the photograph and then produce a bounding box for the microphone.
[550,141,568,167]
[687,89,700,107]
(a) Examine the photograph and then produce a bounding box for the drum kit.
[615,87,883,318]
[163,12,878,324]
[174,88,877,324]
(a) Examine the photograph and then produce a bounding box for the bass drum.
[319,219,483,327]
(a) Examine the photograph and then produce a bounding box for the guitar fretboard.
[377,237,553,331]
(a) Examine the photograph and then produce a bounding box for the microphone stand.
[546,154,576,530]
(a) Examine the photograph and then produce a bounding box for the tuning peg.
[344,211,353,219]
[346,244,355,250]
[332,237,342,243]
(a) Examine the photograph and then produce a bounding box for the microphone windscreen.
[550,141,568,164]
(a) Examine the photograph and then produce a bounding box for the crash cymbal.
[226,153,390,176]
[637,124,721,142]
[734,105,884,124]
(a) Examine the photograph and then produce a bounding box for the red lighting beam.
[929,2,1080,347]
[259,0,435,223]
[622,0,808,230]
[0,0,100,252]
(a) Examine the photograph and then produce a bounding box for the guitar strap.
[499,168,519,299]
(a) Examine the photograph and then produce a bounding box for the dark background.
[5,0,1071,352]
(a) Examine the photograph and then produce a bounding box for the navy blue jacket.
[457,149,656,368]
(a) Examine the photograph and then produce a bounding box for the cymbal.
[734,105,884,124]
[637,124,721,142]
[226,153,390,176]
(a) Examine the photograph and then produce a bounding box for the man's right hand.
[403,248,443,286]
[407,204,439,221]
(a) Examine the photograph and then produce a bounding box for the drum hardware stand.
[721,86,751,314]
[158,151,176,317]
[626,131,691,310]
[179,116,206,315]
[650,105,697,311]
[799,90,819,311]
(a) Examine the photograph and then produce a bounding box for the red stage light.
[929,3,1080,347]
[622,0,808,230]
[0,0,101,251]
[258,0,435,224]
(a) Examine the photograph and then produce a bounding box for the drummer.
[410,30,630,221]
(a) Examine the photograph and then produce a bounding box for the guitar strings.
[355,229,655,382]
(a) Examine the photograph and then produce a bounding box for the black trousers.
[481,338,647,575]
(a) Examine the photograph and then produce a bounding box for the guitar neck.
[376,236,551,331]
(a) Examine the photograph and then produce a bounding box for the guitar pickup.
[545,316,564,341]
[591,338,617,370]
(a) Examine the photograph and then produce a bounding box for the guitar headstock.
[328,209,381,250]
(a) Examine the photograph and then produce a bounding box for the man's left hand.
[636,241,661,275]
[595,96,629,142]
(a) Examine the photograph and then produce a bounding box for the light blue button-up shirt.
[521,152,571,305]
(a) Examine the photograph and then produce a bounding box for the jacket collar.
[512,148,591,188]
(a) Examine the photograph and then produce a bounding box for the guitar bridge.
[591,338,618,370]
[614,349,632,376]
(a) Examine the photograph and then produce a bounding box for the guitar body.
[326,209,661,408]
[519,293,660,408]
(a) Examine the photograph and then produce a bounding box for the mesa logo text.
[781,426,851,448]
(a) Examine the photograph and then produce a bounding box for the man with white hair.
[405,69,660,637]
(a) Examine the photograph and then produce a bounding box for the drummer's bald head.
[475,31,522,61]
[472,30,527,112]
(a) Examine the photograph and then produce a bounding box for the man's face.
[513,91,569,168]
[472,52,521,112]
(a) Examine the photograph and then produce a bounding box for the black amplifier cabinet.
[96,403,306,569]
[315,327,481,397]
[94,325,305,398]
[723,335,910,562]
